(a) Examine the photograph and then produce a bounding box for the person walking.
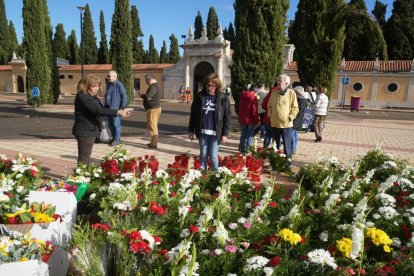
[267,74,298,158]
[104,70,128,146]
[238,83,259,154]
[292,86,308,153]
[73,74,130,165]
[313,87,329,143]
[188,73,231,170]
[141,74,161,149]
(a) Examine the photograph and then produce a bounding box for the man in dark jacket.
[141,74,161,149]
[104,70,128,146]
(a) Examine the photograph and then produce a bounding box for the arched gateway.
[163,26,232,99]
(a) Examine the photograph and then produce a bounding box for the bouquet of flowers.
[2,202,59,224]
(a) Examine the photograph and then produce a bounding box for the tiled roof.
[59,64,174,71]
[285,60,413,72]
[0,65,12,71]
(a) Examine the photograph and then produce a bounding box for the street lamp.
[77,6,86,77]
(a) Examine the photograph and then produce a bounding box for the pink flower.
[243,222,252,229]
[240,242,250,249]
[225,245,238,253]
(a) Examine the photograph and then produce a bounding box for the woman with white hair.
[292,86,308,153]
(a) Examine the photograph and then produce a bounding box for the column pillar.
[185,57,190,88]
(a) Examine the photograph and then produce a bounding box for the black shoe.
[147,143,157,149]
[110,140,120,146]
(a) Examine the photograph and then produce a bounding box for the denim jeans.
[239,124,255,153]
[107,116,121,142]
[199,134,220,170]
[271,127,294,156]
[263,124,273,148]
[291,129,298,153]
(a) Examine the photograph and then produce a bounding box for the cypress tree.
[147,35,159,63]
[231,0,288,113]
[67,30,80,64]
[372,0,388,30]
[0,0,9,64]
[206,7,219,40]
[110,0,133,103]
[53,24,69,59]
[97,11,109,64]
[289,0,347,96]
[131,5,144,63]
[226,22,236,49]
[343,0,387,60]
[385,0,414,59]
[8,21,20,59]
[194,11,204,39]
[159,40,168,63]
[82,4,98,64]
[168,34,180,63]
[23,0,52,104]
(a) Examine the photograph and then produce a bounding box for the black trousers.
[76,136,96,165]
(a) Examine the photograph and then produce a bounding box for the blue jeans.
[199,134,220,170]
[239,124,255,153]
[291,129,298,153]
[271,127,294,156]
[263,124,273,148]
[107,116,121,142]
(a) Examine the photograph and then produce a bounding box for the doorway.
[193,61,214,94]
[17,75,24,93]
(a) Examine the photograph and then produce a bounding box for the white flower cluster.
[248,185,273,223]
[306,249,337,270]
[324,193,340,211]
[212,220,229,246]
[165,240,192,264]
[244,256,269,272]
[403,207,414,225]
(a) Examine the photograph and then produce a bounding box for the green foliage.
[168,34,180,63]
[343,0,387,60]
[82,4,98,64]
[131,5,144,64]
[159,40,168,63]
[206,7,218,40]
[97,10,109,64]
[372,0,388,30]
[289,0,346,98]
[384,0,414,59]
[0,0,9,64]
[53,23,69,59]
[8,21,20,59]
[67,30,80,64]
[194,11,204,39]
[147,34,159,64]
[231,0,288,113]
[110,0,133,103]
[23,0,52,105]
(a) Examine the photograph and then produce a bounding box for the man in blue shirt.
[104,70,128,146]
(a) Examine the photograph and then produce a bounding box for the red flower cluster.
[220,155,244,174]
[122,158,137,173]
[149,202,166,215]
[245,156,263,183]
[138,155,159,175]
[167,154,191,179]
[128,230,151,254]
[91,223,110,232]
[189,224,199,233]
[101,159,119,175]
[402,225,412,240]
[269,256,280,267]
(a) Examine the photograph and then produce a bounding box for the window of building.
[68,75,73,79]
[387,82,398,93]
[134,79,141,95]
[352,82,363,92]
[59,75,65,79]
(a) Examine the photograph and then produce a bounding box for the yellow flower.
[278,228,302,245]
[19,257,29,262]
[33,212,55,223]
[366,227,392,253]
[336,237,352,258]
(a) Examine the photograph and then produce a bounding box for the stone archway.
[193,61,214,94]
[17,75,24,93]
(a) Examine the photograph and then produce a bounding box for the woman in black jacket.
[188,73,231,170]
[72,74,130,165]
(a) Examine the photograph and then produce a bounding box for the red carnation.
[189,224,199,233]
[269,256,280,267]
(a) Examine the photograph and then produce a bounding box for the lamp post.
[77,6,86,77]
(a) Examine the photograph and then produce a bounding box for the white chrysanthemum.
[201,249,210,255]
[244,256,269,272]
[156,170,169,178]
[378,175,399,193]
[107,182,126,196]
[382,161,397,168]
[375,193,396,207]
[306,249,337,269]
[398,178,414,189]
[113,201,132,211]
[377,206,398,220]
[319,232,328,242]
[89,193,96,200]
[238,217,247,224]
[217,166,232,176]
[120,172,134,181]
[392,237,401,247]
[228,223,238,230]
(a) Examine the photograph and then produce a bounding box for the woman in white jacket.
[312,87,329,143]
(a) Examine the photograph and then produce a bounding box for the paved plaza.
[0,93,413,179]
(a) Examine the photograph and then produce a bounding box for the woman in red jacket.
[238,84,259,154]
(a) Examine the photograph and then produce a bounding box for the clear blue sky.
[4,0,395,52]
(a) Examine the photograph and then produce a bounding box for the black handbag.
[96,121,111,144]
